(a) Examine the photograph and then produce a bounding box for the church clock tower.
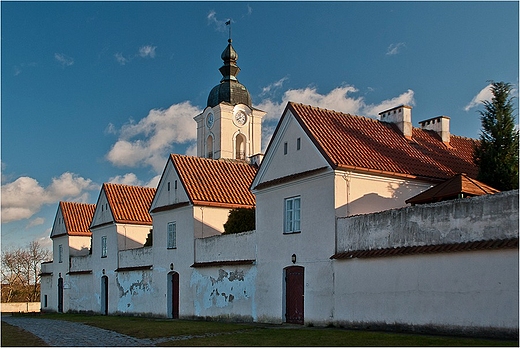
[194,39,265,162]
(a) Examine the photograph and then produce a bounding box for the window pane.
[167,222,176,248]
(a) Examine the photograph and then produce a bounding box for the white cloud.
[386,42,406,56]
[364,89,415,118]
[114,53,128,65]
[1,173,98,223]
[185,143,197,157]
[108,173,161,189]
[256,83,415,150]
[106,101,202,173]
[139,45,157,58]
[54,53,74,66]
[464,84,493,111]
[26,217,45,229]
[207,10,229,32]
[260,76,289,97]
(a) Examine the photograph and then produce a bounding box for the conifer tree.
[473,81,519,191]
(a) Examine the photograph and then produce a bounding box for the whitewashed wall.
[333,249,518,333]
[336,190,519,251]
[194,230,256,263]
[332,191,519,334]
[190,265,257,321]
[254,171,337,324]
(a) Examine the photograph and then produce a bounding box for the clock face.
[206,113,214,129]
[234,111,247,126]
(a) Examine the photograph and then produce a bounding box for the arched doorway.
[167,272,179,319]
[57,276,64,313]
[101,275,108,315]
[284,266,304,324]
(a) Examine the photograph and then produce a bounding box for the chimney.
[419,116,450,144]
[379,105,413,139]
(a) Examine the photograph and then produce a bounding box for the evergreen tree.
[473,81,519,191]
[223,208,255,234]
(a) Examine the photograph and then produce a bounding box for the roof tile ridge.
[292,101,372,120]
[464,174,499,193]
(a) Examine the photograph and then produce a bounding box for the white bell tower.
[194,39,265,163]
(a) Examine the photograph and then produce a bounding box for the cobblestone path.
[2,315,156,346]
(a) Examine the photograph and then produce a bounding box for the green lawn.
[5,313,518,347]
[1,321,48,347]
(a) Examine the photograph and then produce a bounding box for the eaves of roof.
[191,259,256,268]
[253,167,329,191]
[331,238,518,260]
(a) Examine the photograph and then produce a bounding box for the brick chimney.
[379,105,413,140]
[419,116,450,144]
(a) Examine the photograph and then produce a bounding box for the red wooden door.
[285,266,304,324]
[171,272,179,319]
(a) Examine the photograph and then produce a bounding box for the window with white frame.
[167,222,177,249]
[101,236,107,258]
[58,244,63,263]
[284,196,301,233]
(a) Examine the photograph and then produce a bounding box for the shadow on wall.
[194,218,223,239]
[337,181,426,217]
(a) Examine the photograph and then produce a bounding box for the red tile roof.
[102,183,155,225]
[330,238,518,260]
[53,201,95,238]
[287,102,478,181]
[171,154,257,208]
[406,173,499,205]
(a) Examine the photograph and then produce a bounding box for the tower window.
[207,135,214,159]
[235,134,246,160]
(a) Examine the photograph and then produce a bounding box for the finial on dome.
[226,19,232,43]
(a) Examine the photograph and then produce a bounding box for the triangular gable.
[251,104,331,191]
[91,183,155,228]
[91,188,114,228]
[405,173,500,205]
[50,202,95,239]
[150,155,191,213]
[169,154,256,209]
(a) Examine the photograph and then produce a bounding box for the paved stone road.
[2,315,156,346]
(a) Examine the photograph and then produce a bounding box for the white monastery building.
[40,39,519,338]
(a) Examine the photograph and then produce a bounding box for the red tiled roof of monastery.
[171,154,257,208]
[287,102,478,181]
[103,183,155,225]
[57,201,95,237]
[405,173,499,205]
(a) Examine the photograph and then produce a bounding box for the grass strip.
[1,321,49,347]
[15,313,519,347]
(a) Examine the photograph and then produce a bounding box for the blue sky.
[2,1,518,252]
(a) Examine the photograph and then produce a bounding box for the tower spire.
[226,19,232,42]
